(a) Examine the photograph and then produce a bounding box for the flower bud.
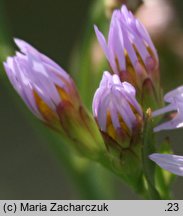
[94,5,160,99]
[4,39,80,131]
[92,71,143,149]
[4,39,105,158]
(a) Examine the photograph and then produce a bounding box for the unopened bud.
[92,71,143,149]
[4,39,105,158]
[94,5,161,102]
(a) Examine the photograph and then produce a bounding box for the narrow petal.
[97,93,109,131]
[154,120,178,132]
[122,27,138,68]
[94,25,110,61]
[149,153,183,176]
[152,104,176,117]
[112,19,126,71]
[14,38,38,56]
[153,85,183,132]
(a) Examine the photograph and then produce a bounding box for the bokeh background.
[1,0,183,199]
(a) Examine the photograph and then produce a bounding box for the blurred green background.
[1,0,183,199]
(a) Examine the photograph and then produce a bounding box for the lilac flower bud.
[3,39,81,131]
[94,5,159,92]
[4,39,105,158]
[92,71,143,147]
[153,86,183,132]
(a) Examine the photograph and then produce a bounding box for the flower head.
[153,86,183,132]
[4,39,81,131]
[94,5,159,92]
[92,71,143,147]
[4,39,106,158]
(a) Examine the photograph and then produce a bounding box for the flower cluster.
[3,6,157,167]
[94,5,183,178]
[3,3,183,196]
[92,5,161,151]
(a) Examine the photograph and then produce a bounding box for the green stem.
[142,112,161,199]
[98,152,147,199]
[47,133,115,199]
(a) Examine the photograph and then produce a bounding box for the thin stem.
[98,152,148,199]
[142,112,161,199]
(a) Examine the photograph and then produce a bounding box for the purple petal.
[152,104,176,117]
[14,38,39,56]
[149,153,183,176]
[136,20,158,61]
[153,85,183,132]
[94,25,110,61]
[92,72,142,133]
[164,86,183,103]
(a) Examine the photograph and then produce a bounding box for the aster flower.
[3,39,81,131]
[4,39,105,158]
[92,71,143,148]
[153,86,183,132]
[94,5,159,93]
[149,153,183,176]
